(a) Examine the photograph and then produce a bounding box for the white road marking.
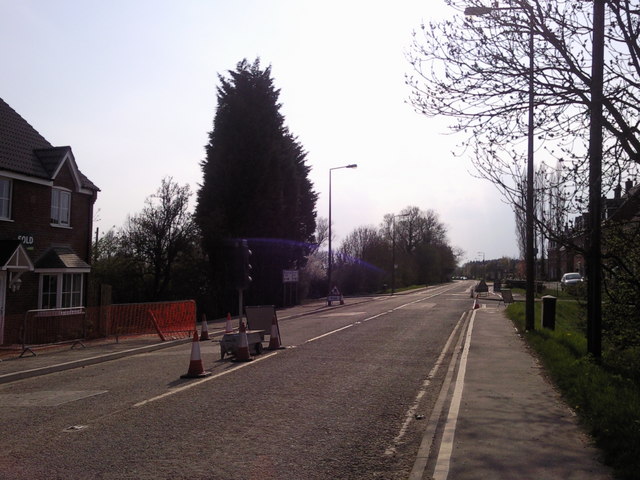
[384,312,467,456]
[304,324,354,344]
[132,352,279,408]
[432,308,476,480]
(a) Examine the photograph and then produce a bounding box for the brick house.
[0,98,99,344]
[546,180,637,280]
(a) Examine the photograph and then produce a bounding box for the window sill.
[50,223,73,229]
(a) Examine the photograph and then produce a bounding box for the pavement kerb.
[0,338,192,385]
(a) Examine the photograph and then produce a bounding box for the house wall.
[2,162,96,321]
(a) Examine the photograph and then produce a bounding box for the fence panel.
[15,300,196,355]
[86,300,196,341]
[21,307,86,356]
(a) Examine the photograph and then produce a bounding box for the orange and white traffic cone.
[199,314,210,341]
[225,313,234,333]
[473,294,480,310]
[234,321,253,362]
[268,316,283,350]
[181,331,211,378]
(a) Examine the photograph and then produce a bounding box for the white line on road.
[432,308,477,480]
[408,309,470,480]
[132,351,279,408]
[384,311,467,456]
[304,324,354,344]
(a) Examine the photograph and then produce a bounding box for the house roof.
[0,97,99,192]
[609,184,640,222]
[34,247,90,272]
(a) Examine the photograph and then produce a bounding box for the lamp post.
[477,251,485,279]
[391,213,410,295]
[328,164,357,298]
[465,4,536,331]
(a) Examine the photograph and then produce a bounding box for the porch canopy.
[0,240,34,288]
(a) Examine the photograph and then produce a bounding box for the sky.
[1,0,520,265]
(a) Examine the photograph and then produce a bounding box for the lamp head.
[464,6,494,16]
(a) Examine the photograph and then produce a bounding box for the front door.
[0,271,5,345]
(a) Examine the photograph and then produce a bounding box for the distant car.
[561,272,583,290]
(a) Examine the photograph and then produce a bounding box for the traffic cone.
[268,316,283,350]
[199,314,210,341]
[225,313,233,333]
[233,321,253,362]
[473,294,480,310]
[181,331,211,378]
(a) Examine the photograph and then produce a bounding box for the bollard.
[541,295,557,330]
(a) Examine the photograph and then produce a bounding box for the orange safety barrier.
[86,300,196,341]
[6,300,196,356]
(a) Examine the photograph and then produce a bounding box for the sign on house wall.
[17,234,34,250]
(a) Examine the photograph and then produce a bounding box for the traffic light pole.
[238,288,244,328]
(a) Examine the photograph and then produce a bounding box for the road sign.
[282,270,299,283]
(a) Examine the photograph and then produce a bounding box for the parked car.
[561,272,583,290]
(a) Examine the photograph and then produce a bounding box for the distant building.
[0,98,99,344]
[547,180,637,280]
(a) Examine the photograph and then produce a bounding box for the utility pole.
[587,0,605,359]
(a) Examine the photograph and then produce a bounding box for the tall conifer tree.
[196,59,317,311]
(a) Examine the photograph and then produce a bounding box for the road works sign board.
[282,270,299,283]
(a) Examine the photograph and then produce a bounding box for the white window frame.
[40,274,58,309]
[0,177,11,220]
[51,188,71,226]
[39,273,84,309]
[61,273,82,308]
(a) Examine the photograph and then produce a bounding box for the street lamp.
[477,251,485,279]
[391,213,410,295]
[328,164,357,298]
[465,4,536,331]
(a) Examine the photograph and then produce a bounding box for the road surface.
[0,282,475,479]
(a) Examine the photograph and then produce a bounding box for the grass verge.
[506,300,640,480]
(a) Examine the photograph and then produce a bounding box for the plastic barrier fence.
[13,301,196,355]
[86,300,196,341]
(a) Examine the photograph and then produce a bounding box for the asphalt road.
[0,282,474,479]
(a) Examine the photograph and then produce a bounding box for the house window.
[41,274,58,309]
[40,273,83,309]
[51,188,71,226]
[62,273,82,308]
[0,177,11,220]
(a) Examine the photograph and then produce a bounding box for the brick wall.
[2,162,96,319]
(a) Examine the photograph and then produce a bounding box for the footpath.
[419,300,612,480]
[0,291,613,479]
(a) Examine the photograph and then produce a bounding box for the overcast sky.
[1,0,520,264]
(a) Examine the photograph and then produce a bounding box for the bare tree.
[120,177,198,300]
[313,217,330,252]
[407,0,640,230]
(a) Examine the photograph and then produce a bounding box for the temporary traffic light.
[224,238,252,290]
[240,239,252,290]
